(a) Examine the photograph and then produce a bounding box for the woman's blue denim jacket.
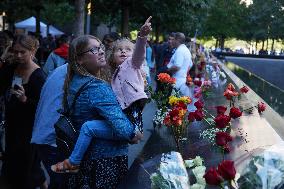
[67,73,135,160]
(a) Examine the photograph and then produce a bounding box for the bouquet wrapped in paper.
[238,142,284,189]
[151,151,190,189]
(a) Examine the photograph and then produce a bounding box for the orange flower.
[157,73,176,84]
[178,109,187,117]
[186,75,193,83]
[164,105,187,127]
[172,118,183,126]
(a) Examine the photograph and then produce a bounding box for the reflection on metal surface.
[225,61,284,117]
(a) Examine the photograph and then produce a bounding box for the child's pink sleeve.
[131,36,147,69]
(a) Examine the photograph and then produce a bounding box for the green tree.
[204,0,247,49]
[41,2,75,29]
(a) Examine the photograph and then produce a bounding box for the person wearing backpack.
[43,34,69,76]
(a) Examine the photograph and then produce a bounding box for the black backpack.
[54,79,93,158]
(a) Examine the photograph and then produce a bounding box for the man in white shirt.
[167,32,193,95]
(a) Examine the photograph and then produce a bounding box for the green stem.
[232,179,239,189]
[170,126,181,152]
[203,118,213,126]
[204,109,215,119]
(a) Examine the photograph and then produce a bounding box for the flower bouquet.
[184,156,207,189]
[237,142,284,189]
[151,73,177,128]
[151,73,176,109]
[150,151,190,189]
[164,96,191,151]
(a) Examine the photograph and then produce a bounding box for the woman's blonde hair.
[107,38,134,74]
[62,34,101,107]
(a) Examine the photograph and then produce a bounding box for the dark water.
[225,57,284,90]
[225,61,284,117]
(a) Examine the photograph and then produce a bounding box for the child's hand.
[1,45,13,65]
[139,16,152,37]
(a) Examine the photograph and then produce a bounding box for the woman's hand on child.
[139,16,152,37]
[130,131,143,144]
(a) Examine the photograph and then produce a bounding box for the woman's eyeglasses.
[78,44,105,56]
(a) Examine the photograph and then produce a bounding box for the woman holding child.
[56,16,151,189]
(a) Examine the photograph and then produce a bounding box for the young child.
[51,16,152,173]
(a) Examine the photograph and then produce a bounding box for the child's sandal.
[51,159,79,174]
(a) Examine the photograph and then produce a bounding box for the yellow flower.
[180,96,192,104]
[169,96,192,106]
[169,96,179,106]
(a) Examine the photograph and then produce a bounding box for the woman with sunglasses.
[56,34,144,188]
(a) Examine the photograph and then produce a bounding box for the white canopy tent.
[15,16,64,37]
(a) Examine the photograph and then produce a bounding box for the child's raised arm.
[140,16,152,37]
[132,16,152,68]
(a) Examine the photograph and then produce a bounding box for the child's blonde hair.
[107,38,135,74]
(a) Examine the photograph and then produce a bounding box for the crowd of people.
[0,16,221,189]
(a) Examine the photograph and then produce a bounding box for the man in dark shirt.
[156,33,175,75]
[155,33,175,92]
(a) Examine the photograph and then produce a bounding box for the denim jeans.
[36,144,68,189]
[69,120,115,165]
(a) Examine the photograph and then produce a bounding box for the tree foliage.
[2,0,284,46]
[41,2,75,28]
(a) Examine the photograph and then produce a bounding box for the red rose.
[217,160,236,180]
[229,107,242,119]
[163,115,171,126]
[258,102,266,113]
[197,73,203,78]
[214,114,231,128]
[216,106,227,115]
[169,108,180,117]
[224,89,239,100]
[194,100,204,109]
[227,83,236,91]
[194,92,202,99]
[215,132,232,146]
[203,167,222,185]
[194,79,202,87]
[194,109,205,121]
[240,86,249,93]
[188,112,195,122]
